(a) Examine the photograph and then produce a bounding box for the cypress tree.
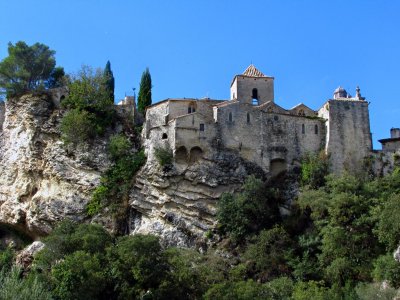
[137,67,152,114]
[103,60,115,102]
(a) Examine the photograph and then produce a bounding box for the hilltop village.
[141,65,399,175]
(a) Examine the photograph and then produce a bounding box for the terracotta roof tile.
[243,64,266,77]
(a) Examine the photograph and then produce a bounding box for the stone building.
[379,128,400,153]
[143,65,371,174]
[143,65,394,174]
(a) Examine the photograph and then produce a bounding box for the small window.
[247,113,250,123]
[229,112,233,122]
[188,105,196,114]
[232,92,236,99]
[302,124,305,134]
[252,98,259,106]
[274,115,279,121]
[199,124,205,131]
[162,133,168,139]
[252,88,258,99]
[314,124,318,134]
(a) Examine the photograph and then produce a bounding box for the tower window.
[252,88,259,106]
[302,124,305,134]
[162,133,168,139]
[229,112,233,122]
[247,112,250,123]
[199,124,205,131]
[315,124,318,134]
[252,88,258,99]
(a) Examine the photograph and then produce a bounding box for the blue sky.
[1,0,399,148]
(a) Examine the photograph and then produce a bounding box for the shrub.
[301,151,329,189]
[216,175,281,241]
[373,254,400,288]
[0,267,52,300]
[60,109,95,146]
[108,134,132,161]
[154,146,173,166]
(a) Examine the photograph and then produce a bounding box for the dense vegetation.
[2,161,400,299]
[60,65,116,146]
[0,41,65,98]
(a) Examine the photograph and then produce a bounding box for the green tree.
[137,67,152,114]
[244,226,293,281]
[217,175,281,241]
[51,251,109,300]
[61,65,116,138]
[103,60,114,102]
[107,234,167,298]
[0,41,63,97]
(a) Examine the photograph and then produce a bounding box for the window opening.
[247,113,250,123]
[162,133,168,139]
[199,124,205,131]
[229,112,233,122]
[315,124,318,134]
[302,124,305,134]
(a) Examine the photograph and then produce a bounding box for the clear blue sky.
[1,0,399,148]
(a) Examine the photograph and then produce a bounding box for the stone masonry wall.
[320,100,372,174]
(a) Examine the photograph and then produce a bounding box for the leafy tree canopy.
[0,41,64,98]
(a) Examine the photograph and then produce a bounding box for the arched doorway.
[270,158,286,175]
[175,146,188,163]
[189,147,203,163]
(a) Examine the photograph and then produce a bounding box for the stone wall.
[216,102,325,172]
[319,99,372,174]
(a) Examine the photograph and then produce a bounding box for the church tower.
[230,64,274,105]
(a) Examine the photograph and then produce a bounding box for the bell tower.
[230,64,274,105]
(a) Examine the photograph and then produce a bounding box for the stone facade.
[144,64,384,174]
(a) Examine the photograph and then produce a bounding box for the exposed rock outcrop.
[15,241,45,270]
[0,93,110,238]
[130,151,266,247]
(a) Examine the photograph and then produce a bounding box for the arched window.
[188,104,196,114]
[247,112,250,123]
[252,88,259,106]
[162,133,168,139]
[229,112,233,122]
[302,124,305,134]
[314,124,318,134]
[252,88,258,99]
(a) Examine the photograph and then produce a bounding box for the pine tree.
[103,60,115,102]
[137,68,152,114]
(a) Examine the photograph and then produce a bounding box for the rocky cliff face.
[129,151,266,247]
[0,93,110,238]
[0,92,269,246]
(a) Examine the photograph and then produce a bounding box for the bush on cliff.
[60,65,115,146]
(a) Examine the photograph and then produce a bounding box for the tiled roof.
[243,64,266,77]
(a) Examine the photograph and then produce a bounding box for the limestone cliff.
[129,149,269,246]
[0,93,110,238]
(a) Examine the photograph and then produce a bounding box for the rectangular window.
[199,123,205,131]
